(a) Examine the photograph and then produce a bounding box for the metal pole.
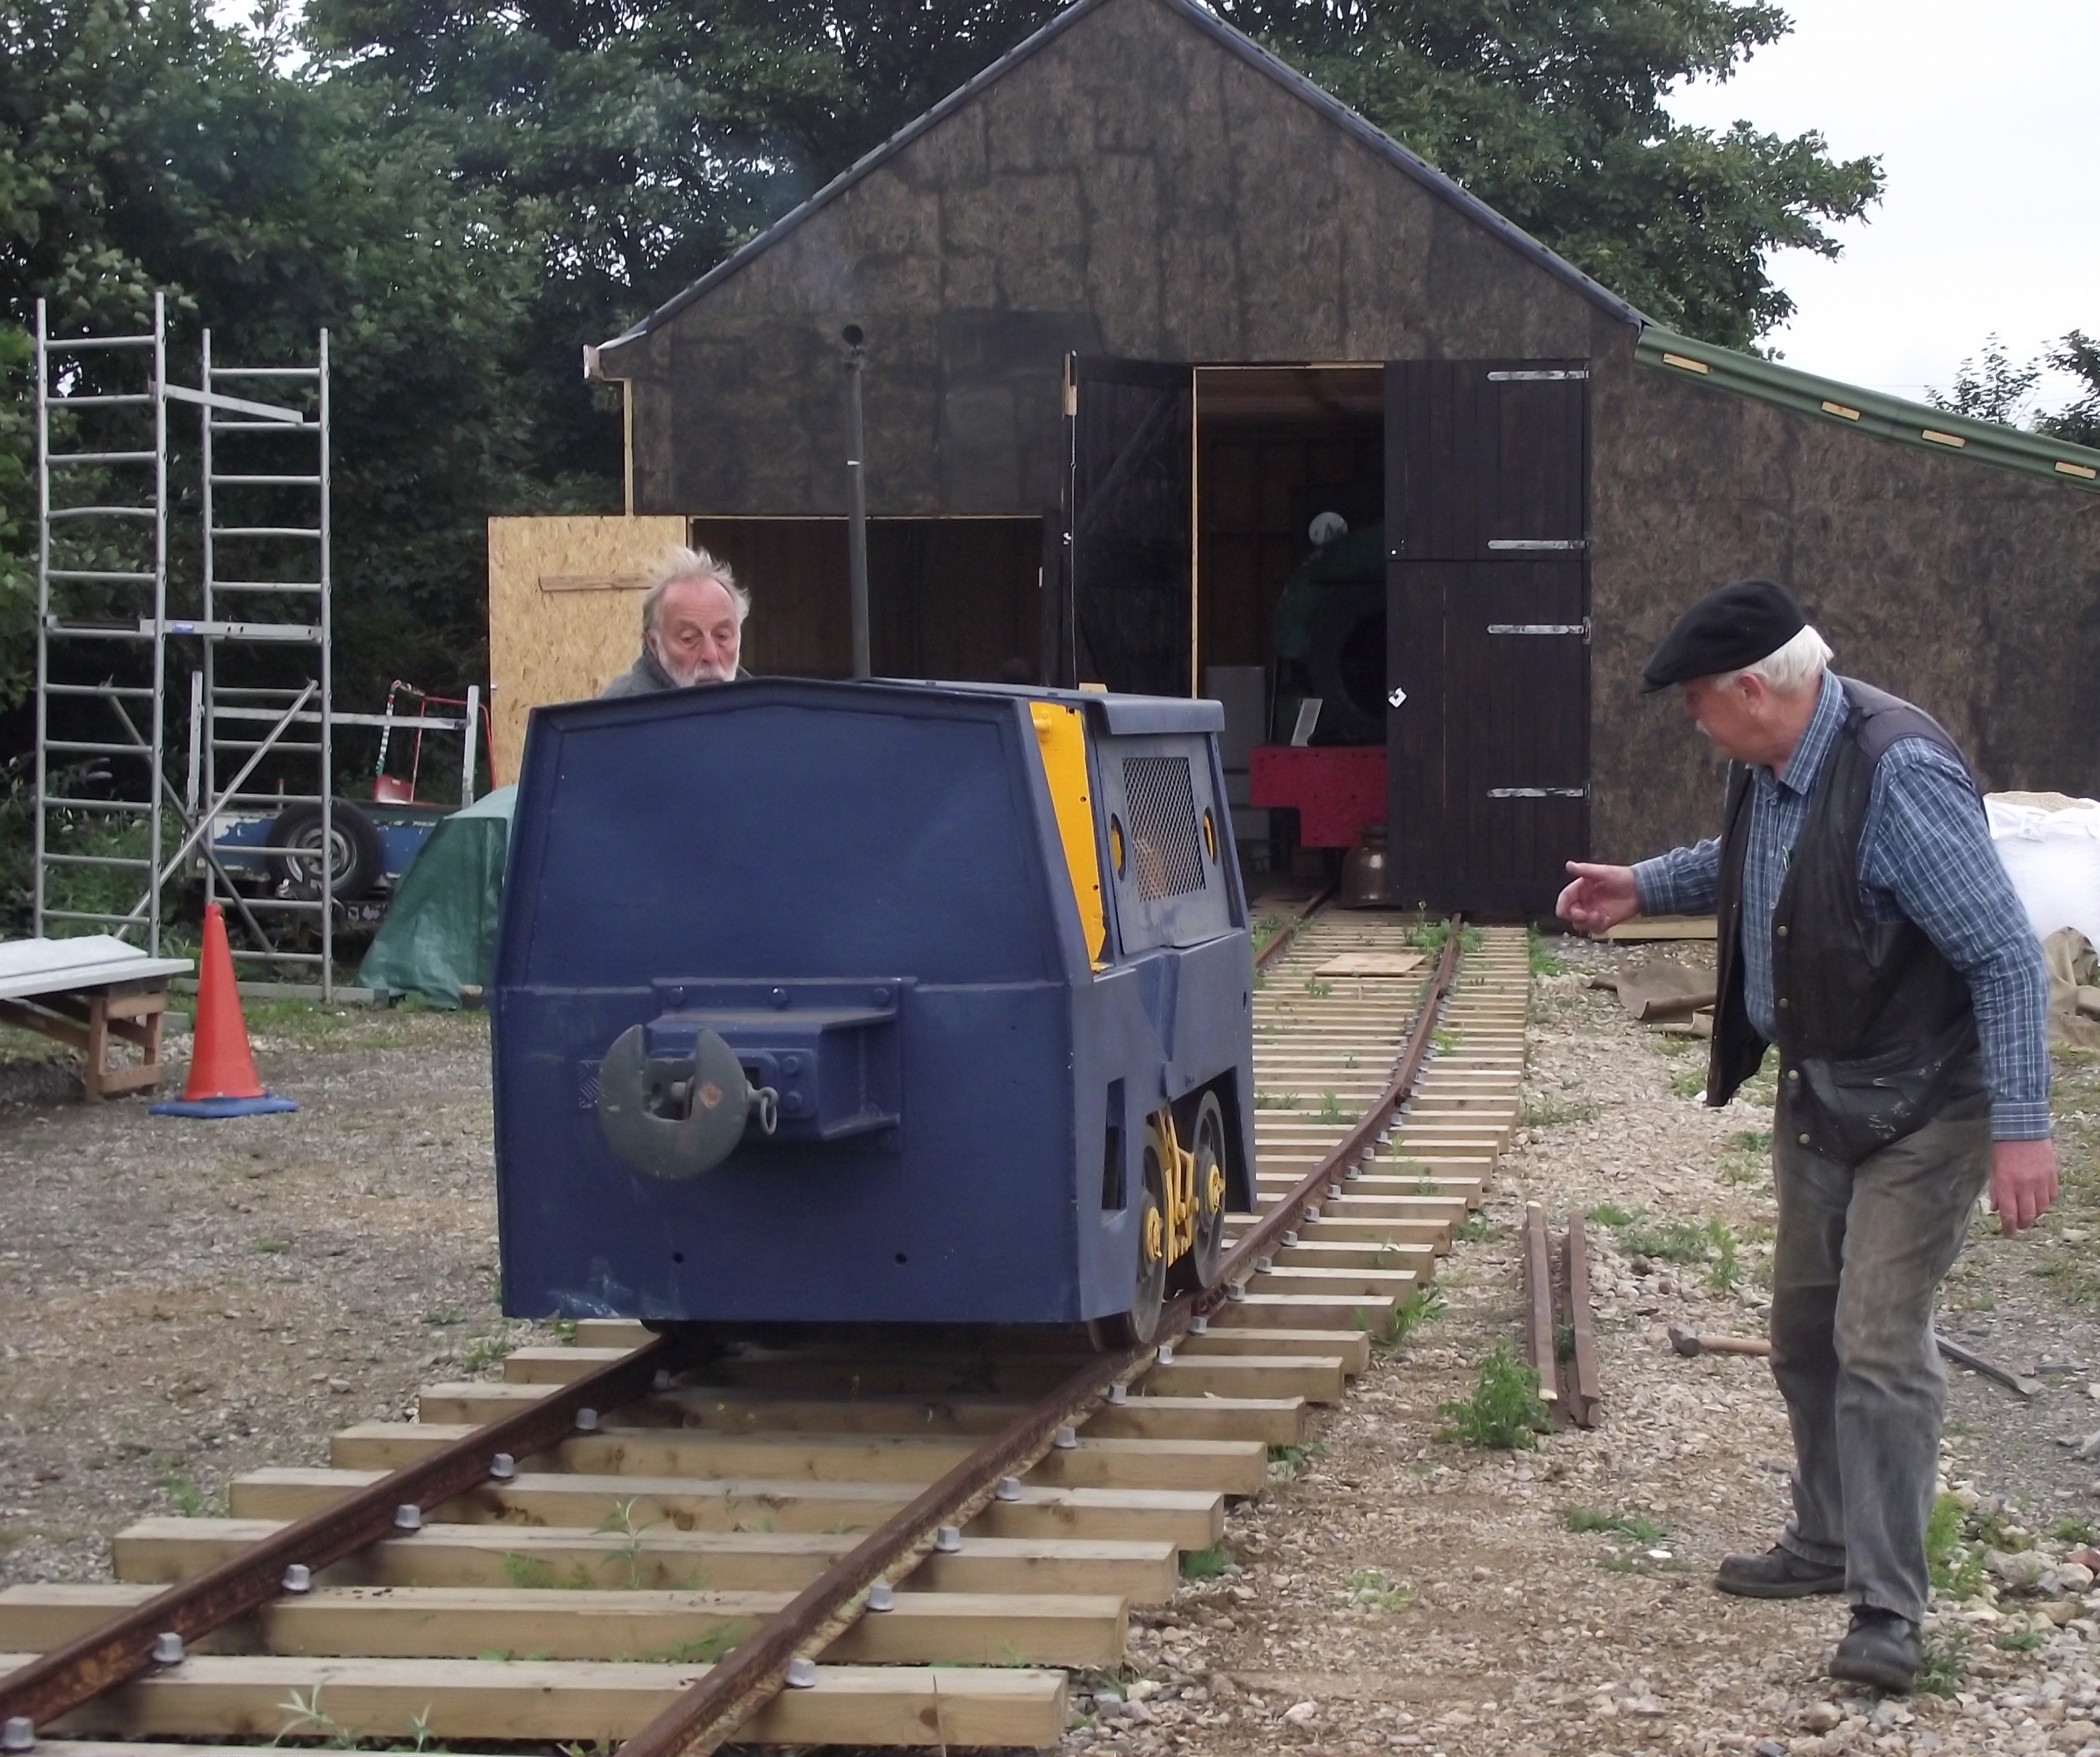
[318,330,334,1002]
[31,299,50,937]
[199,329,217,927]
[461,684,480,808]
[148,293,167,953]
[842,324,870,679]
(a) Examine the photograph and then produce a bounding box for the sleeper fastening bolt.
[865,1582,895,1612]
[783,1656,818,1689]
[995,1475,1022,1502]
[1157,1342,1175,1365]
[489,1453,516,1481]
[1107,1381,1129,1404]
[575,1407,600,1433]
[1052,1424,1079,1450]
[1327,1183,1342,1200]
[1255,1255,1273,1274]
[935,1524,964,1552]
[280,1564,312,1594]
[1304,1205,1321,1222]
[151,1632,185,1665]
[393,1504,422,1532]
[652,1368,673,1391]
[2,1715,35,1752]
[1282,1230,1298,1246]
[1227,1282,1248,1302]
[1189,1314,1208,1334]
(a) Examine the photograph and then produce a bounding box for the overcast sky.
[1666,0,2098,417]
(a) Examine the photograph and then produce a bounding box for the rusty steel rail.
[1251,882,1334,973]
[0,1332,680,1733]
[1205,917,1462,1292]
[614,1334,1157,1757]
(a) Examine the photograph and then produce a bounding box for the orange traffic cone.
[151,902,297,1117]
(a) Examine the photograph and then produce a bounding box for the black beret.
[1641,578,1806,693]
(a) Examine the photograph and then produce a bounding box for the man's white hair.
[641,546,749,636]
[1722,623,1833,694]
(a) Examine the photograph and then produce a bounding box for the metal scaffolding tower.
[193,329,336,996]
[33,304,336,995]
[32,294,170,948]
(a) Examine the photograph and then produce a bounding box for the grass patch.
[1306,977,1332,999]
[2057,1517,2097,1547]
[1346,1568,1411,1611]
[1267,1442,1327,1481]
[1438,1339,1549,1451]
[1704,1223,1742,1295]
[1916,1625,1969,1697]
[1996,1626,2048,1654]
[1250,913,1287,958]
[1453,1211,1497,1243]
[1669,1067,1708,1099]
[1179,1545,1230,1580]
[1563,1508,1668,1544]
[252,1239,288,1255]
[1589,1200,1637,1226]
[1527,927,1568,977]
[159,1473,209,1517]
[1317,1091,1344,1123]
[1367,1285,1445,1351]
[1719,1127,1771,1185]
[1608,1212,1714,1264]
[1926,1493,1988,1599]
[1524,1096,1601,1127]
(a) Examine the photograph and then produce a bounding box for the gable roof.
[590,0,1646,367]
[1638,326,2100,493]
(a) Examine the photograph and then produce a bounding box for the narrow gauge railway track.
[0,914,1531,1755]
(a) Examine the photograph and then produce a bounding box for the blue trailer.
[492,678,1256,1342]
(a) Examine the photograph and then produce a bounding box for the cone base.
[151,1094,299,1118]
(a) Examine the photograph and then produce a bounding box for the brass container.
[1340,824,1388,908]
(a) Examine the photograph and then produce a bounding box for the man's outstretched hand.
[1991,1137,2058,1235]
[1557,862,1642,935]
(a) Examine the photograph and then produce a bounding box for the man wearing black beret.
[1559,578,2055,1693]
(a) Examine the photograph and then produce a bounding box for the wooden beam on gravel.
[416,1380,1306,1448]
[329,1426,1272,1497]
[27,1655,1067,1745]
[109,1518,1182,1603]
[223,1467,1223,1550]
[0,1584,1126,1669]
[1229,1217,1451,1252]
[1139,1354,1346,1402]
[1208,1292,1401,1330]
[1175,1327,1371,1373]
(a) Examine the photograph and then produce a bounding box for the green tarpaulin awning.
[355,785,516,1008]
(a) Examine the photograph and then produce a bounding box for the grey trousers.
[1768,1060,1993,1626]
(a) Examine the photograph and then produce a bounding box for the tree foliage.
[2,0,1899,745]
[1930,331,2100,447]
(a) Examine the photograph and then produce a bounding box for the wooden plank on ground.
[109,1518,1181,1603]
[0,1584,1125,1669]
[31,1655,1065,1746]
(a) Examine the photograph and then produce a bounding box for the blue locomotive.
[491,678,1256,1343]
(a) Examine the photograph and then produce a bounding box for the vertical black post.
[842,324,871,679]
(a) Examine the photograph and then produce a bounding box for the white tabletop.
[0,936,195,1002]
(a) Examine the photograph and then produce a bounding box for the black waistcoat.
[1707,676,1979,1161]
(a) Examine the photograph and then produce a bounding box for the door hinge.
[1485,621,1589,639]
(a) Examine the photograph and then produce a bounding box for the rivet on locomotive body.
[769,987,790,1007]
[870,986,892,1007]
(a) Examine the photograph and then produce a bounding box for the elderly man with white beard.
[600,547,751,696]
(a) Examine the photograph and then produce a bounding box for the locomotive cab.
[492,678,1255,1342]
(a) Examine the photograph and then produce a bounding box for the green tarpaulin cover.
[355,785,516,1008]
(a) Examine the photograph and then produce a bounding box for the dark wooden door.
[1065,357,1192,696]
[1385,360,1590,916]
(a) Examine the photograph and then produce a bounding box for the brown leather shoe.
[1828,1609,1919,1692]
[1713,1544,1846,1598]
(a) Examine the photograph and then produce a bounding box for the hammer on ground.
[1668,1323,1770,1359]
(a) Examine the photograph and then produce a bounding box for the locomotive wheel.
[1171,1090,1229,1294]
[1118,1132,1170,1347]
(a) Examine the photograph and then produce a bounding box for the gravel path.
[4,946,2098,1757]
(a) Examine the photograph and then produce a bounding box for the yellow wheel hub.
[1142,1204,1164,1265]
[1206,1162,1226,1215]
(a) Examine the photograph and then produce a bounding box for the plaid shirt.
[1634,671,2051,1141]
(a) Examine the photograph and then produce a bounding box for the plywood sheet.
[1312,951,1424,977]
[486,515,686,781]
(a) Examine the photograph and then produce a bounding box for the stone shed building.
[559,0,2100,915]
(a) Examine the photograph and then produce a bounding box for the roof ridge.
[590,0,1643,369]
